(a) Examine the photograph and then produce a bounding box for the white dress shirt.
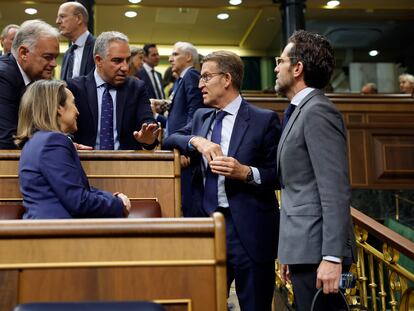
[71,31,90,78]
[203,95,261,208]
[143,62,164,99]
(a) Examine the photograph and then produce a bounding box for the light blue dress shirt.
[203,95,261,208]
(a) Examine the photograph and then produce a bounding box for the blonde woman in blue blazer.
[15,80,130,219]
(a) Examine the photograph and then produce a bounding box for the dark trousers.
[181,167,192,216]
[289,264,350,311]
[222,209,275,311]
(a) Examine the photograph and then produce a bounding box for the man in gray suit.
[275,30,355,311]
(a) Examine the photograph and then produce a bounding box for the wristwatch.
[245,166,254,183]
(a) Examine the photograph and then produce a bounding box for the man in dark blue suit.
[166,41,204,216]
[57,2,95,81]
[67,31,160,150]
[136,43,165,100]
[167,41,203,135]
[0,20,60,149]
[163,51,281,311]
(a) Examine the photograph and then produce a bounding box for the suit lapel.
[61,51,69,80]
[200,109,215,138]
[115,80,128,135]
[170,73,185,110]
[228,100,249,157]
[85,73,99,131]
[79,34,92,75]
[276,89,321,170]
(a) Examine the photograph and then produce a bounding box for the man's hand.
[114,192,131,217]
[190,136,223,162]
[180,155,191,168]
[209,156,250,181]
[280,264,291,284]
[73,142,93,150]
[316,260,342,294]
[133,123,160,145]
[150,99,170,114]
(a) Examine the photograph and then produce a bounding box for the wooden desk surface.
[0,214,227,311]
[0,150,182,217]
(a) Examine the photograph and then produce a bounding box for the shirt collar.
[143,62,153,74]
[73,31,89,48]
[94,69,107,88]
[221,94,242,116]
[179,66,192,78]
[16,61,31,86]
[291,87,315,106]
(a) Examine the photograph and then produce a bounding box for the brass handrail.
[275,207,414,310]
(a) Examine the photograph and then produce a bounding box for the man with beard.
[0,20,60,149]
[275,30,356,311]
[66,31,159,150]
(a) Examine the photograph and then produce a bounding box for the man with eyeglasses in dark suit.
[163,50,281,311]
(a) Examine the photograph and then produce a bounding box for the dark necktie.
[203,110,227,215]
[151,69,163,99]
[282,103,296,131]
[65,43,78,80]
[100,83,114,150]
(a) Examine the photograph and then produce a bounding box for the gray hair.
[1,24,19,38]
[399,73,414,84]
[174,41,198,65]
[130,47,144,58]
[11,20,59,57]
[94,31,129,58]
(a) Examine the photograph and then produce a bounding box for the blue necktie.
[282,103,296,131]
[203,110,227,215]
[65,43,78,80]
[99,83,114,150]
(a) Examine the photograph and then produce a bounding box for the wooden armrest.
[128,200,162,218]
[0,204,25,219]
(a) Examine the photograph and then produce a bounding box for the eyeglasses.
[275,56,298,66]
[200,72,225,83]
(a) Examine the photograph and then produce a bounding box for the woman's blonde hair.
[14,80,67,148]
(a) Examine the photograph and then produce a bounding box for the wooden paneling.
[372,135,414,179]
[0,150,181,217]
[246,94,414,189]
[348,130,368,186]
[0,214,227,311]
[0,270,18,311]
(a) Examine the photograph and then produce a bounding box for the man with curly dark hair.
[276,30,356,311]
